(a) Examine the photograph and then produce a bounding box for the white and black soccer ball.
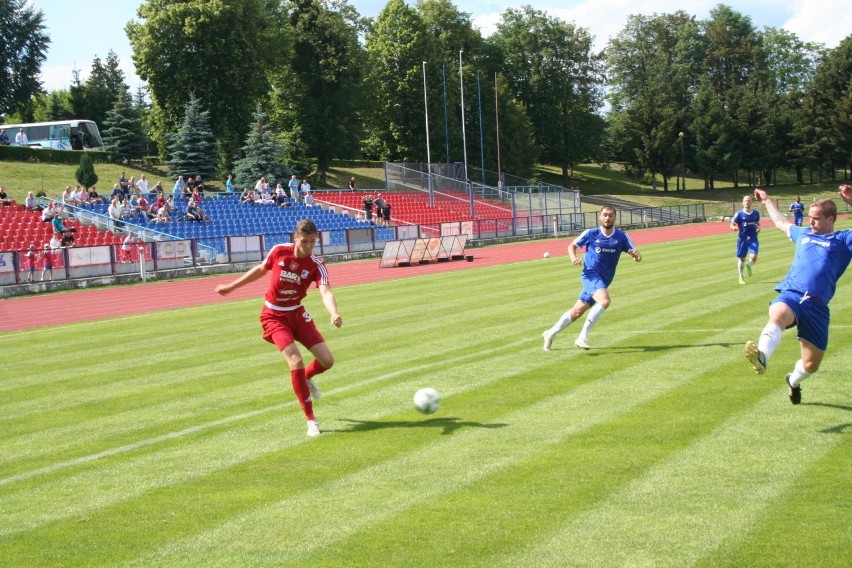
[413,387,441,414]
[543,252,551,258]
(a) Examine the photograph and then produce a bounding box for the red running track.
[0,221,736,332]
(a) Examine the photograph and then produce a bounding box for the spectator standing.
[214,219,343,438]
[15,128,28,146]
[382,200,392,225]
[120,234,137,262]
[0,128,9,145]
[137,175,149,197]
[108,197,124,231]
[109,183,123,202]
[119,171,130,196]
[363,193,374,223]
[348,176,358,192]
[0,187,12,206]
[304,191,315,207]
[288,175,300,200]
[374,193,385,221]
[40,244,54,282]
[300,179,311,201]
[25,245,37,283]
[60,232,75,248]
[173,176,187,200]
[226,174,236,193]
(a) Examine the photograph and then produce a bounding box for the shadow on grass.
[564,341,743,355]
[334,417,508,436]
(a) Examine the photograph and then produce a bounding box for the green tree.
[69,51,130,127]
[489,6,604,187]
[794,36,852,182]
[75,152,99,189]
[0,0,50,119]
[362,0,431,161]
[166,94,218,182]
[101,94,146,162]
[271,0,365,184]
[233,103,291,188]
[605,11,699,191]
[32,90,74,121]
[127,0,287,170]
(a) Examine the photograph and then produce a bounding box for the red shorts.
[260,305,325,351]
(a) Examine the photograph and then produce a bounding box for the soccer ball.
[413,388,441,414]
[543,252,551,258]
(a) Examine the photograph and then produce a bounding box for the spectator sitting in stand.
[152,204,171,223]
[109,183,123,202]
[51,213,77,235]
[240,187,255,205]
[274,184,288,206]
[61,232,76,247]
[185,199,204,222]
[151,181,164,199]
[71,185,84,205]
[304,190,315,207]
[0,187,12,206]
[78,186,90,205]
[258,187,274,205]
[42,202,58,223]
[88,187,103,204]
[60,185,74,205]
[25,191,41,211]
[128,176,138,195]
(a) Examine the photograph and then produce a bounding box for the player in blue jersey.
[542,206,642,351]
[788,195,805,226]
[730,195,761,284]
[745,186,852,404]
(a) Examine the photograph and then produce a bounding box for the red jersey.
[262,243,328,310]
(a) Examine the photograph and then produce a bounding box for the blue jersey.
[732,209,760,241]
[574,227,636,286]
[776,225,852,304]
[789,201,804,221]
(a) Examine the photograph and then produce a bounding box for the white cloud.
[783,0,852,47]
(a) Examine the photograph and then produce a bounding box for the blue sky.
[32,0,851,92]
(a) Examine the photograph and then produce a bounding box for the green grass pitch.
[1,227,850,567]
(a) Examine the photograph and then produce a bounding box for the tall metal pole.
[477,70,485,188]
[495,72,502,189]
[679,132,685,192]
[459,50,468,185]
[423,61,434,206]
[442,64,450,165]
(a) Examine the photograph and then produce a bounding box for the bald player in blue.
[745,185,852,404]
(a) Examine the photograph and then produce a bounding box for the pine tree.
[166,93,218,182]
[101,94,145,162]
[75,152,99,189]
[233,102,291,187]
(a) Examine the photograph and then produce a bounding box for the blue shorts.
[578,271,609,306]
[736,237,759,258]
[771,290,830,351]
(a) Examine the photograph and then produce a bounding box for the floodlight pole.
[679,131,685,192]
[459,50,469,187]
[495,72,502,190]
[423,61,434,206]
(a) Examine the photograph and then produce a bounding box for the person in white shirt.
[15,128,28,146]
[137,175,149,197]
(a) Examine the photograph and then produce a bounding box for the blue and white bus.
[0,119,104,150]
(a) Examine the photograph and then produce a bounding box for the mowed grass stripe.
[0,227,849,566]
[117,319,766,566]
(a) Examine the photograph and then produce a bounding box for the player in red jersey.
[215,219,343,437]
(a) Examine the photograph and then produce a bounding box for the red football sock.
[290,368,314,420]
[305,359,327,381]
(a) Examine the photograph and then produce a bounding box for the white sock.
[578,304,606,340]
[737,260,745,278]
[757,323,783,359]
[547,311,573,337]
[788,359,812,387]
